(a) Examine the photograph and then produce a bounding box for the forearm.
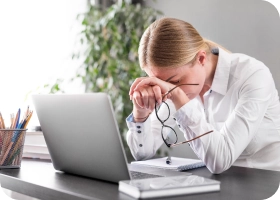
[126,113,160,160]
[174,96,269,174]
[169,87,190,110]
[126,100,177,161]
[177,115,236,173]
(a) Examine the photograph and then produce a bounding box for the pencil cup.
[0,129,27,168]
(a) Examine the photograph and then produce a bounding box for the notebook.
[119,175,220,199]
[131,157,205,171]
[32,93,188,183]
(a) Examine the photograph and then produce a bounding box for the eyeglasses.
[155,84,213,148]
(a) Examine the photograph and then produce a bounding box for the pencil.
[15,109,21,129]
[2,110,33,165]
[0,113,4,148]
[7,130,25,164]
[1,141,13,165]
[23,111,33,129]
[0,107,32,166]
[25,106,29,118]
[15,155,19,165]
[0,114,3,149]
[0,130,3,155]
[0,112,5,129]
[11,113,17,129]
[10,113,14,129]
[1,129,23,165]
[0,130,11,162]
[7,145,22,166]
[6,109,22,156]
[2,128,13,158]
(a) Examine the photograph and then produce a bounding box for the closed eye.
[169,80,180,84]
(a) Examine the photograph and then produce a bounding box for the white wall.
[0,0,87,126]
[144,0,280,158]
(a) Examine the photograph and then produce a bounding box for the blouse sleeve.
[126,100,177,160]
[173,67,274,174]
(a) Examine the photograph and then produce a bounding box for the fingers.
[130,77,171,99]
[129,77,146,96]
[130,76,176,110]
[152,85,162,105]
[133,90,144,109]
[132,86,157,112]
[139,87,149,109]
[129,77,160,99]
[140,86,156,111]
[134,77,158,92]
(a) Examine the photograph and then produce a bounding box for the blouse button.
[139,144,143,147]
[137,126,141,129]
[137,130,141,134]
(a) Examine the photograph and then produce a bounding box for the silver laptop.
[32,93,186,183]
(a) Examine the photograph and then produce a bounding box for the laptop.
[32,93,187,183]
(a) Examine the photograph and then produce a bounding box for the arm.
[126,100,177,160]
[174,68,274,173]
[127,78,180,160]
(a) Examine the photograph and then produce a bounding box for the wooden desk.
[0,159,279,200]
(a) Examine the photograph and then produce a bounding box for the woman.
[126,17,280,173]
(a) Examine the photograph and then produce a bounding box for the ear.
[196,50,207,66]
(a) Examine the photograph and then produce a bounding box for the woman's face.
[144,62,206,100]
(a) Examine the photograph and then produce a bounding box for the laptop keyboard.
[130,170,162,180]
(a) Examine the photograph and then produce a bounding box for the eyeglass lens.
[162,126,177,145]
[155,102,169,122]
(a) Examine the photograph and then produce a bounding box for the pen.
[166,156,172,165]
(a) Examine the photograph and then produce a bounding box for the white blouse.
[126,48,280,173]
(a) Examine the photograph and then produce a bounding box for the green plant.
[48,0,162,154]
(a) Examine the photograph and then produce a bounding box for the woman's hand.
[129,77,172,102]
[130,77,190,114]
[130,77,170,122]
[131,84,161,122]
[130,77,171,109]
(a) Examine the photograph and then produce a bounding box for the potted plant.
[48,0,162,158]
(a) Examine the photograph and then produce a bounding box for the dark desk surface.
[0,159,279,200]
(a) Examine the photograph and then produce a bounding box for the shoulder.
[227,53,276,99]
[229,52,272,82]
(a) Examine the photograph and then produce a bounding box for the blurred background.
[0,0,279,161]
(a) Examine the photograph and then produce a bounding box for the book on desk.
[119,175,220,199]
[23,130,50,160]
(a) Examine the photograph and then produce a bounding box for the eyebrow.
[165,74,177,82]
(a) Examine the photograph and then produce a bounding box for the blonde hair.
[138,18,229,69]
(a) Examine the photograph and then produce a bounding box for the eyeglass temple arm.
[170,130,213,147]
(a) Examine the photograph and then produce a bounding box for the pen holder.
[0,129,27,168]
